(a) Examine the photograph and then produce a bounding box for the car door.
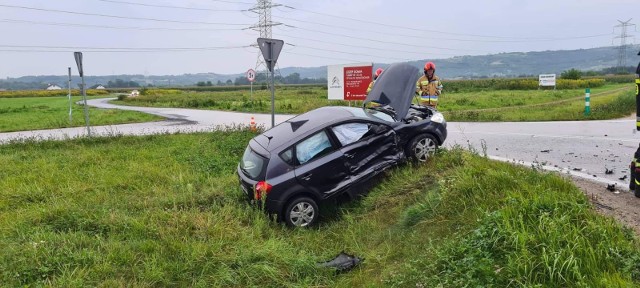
[331,121,400,184]
[293,129,351,198]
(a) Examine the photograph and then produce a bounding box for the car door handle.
[345,153,354,159]
[300,173,312,181]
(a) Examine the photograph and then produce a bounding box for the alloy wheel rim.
[290,202,315,227]
[414,138,436,162]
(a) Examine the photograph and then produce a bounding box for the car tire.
[406,134,438,162]
[284,197,319,227]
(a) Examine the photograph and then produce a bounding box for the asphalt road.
[1,97,637,188]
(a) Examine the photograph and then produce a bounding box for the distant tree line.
[199,73,326,86]
[106,79,141,88]
[0,81,49,90]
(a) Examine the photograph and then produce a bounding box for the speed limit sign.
[246,69,256,82]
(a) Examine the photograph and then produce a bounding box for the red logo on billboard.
[343,66,372,101]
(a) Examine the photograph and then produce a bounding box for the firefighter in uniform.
[366,68,384,94]
[633,50,640,197]
[416,62,443,109]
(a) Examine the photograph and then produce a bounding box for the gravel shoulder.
[570,176,640,235]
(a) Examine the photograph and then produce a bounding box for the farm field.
[0,95,162,132]
[1,130,639,287]
[112,83,635,122]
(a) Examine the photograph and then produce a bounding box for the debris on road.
[620,175,628,181]
[318,252,362,272]
[540,149,551,153]
[605,168,614,175]
[607,184,617,192]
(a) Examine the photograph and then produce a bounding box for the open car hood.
[363,63,421,120]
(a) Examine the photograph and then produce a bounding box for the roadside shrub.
[560,68,582,80]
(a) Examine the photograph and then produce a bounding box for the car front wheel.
[407,134,438,162]
[284,197,319,227]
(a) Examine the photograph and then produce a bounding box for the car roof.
[258,106,374,152]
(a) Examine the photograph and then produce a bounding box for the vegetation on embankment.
[1,130,638,287]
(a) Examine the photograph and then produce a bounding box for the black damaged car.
[237,63,447,227]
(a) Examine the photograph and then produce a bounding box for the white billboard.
[328,63,372,100]
[539,74,556,87]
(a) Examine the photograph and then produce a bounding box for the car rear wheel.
[407,134,438,162]
[284,197,319,227]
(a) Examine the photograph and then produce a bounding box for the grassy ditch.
[1,130,639,286]
[0,96,162,132]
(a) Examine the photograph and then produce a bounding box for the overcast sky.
[0,0,638,78]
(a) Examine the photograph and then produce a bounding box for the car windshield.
[240,146,267,180]
[350,107,395,122]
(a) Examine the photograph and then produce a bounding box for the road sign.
[246,69,256,82]
[327,63,373,100]
[257,38,284,72]
[538,74,556,87]
[74,52,84,77]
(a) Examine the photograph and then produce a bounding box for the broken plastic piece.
[620,175,628,181]
[606,184,616,192]
[605,168,614,175]
[540,150,551,153]
[317,252,362,272]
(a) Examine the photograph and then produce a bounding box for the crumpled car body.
[237,63,447,227]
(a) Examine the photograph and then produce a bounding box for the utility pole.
[248,0,282,82]
[614,19,636,73]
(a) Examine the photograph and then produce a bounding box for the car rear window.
[240,146,267,180]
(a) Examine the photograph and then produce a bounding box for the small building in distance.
[46,84,62,90]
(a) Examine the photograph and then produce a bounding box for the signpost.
[327,63,373,101]
[247,68,256,102]
[67,67,72,125]
[74,52,91,136]
[538,74,556,90]
[257,38,284,128]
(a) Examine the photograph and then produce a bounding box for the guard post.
[585,88,591,116]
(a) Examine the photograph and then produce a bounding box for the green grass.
[0,96,162,132]
[113,86,346,115]
[112,84,634,122]
[1,131,639,287]
[444,86,635,121]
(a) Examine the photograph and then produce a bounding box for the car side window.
[280,148,294,165]
[295,130,334,165]
[331,122,370,146]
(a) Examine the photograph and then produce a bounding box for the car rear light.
[254,181,272,200]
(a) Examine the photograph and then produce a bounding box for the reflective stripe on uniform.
[636,179,640,185]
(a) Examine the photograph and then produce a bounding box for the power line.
[247,0,283,75]
[0,4,251,26]
[274,15,613,43]
[0,18,243,31]
[96,0,248,12]
[287,51,360,63]
[613,19,635,72]
[0,44,251,52]
[283,25,489,53]
[277,33,458,56]
[279,4,561,40]
[288,43,414,61]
